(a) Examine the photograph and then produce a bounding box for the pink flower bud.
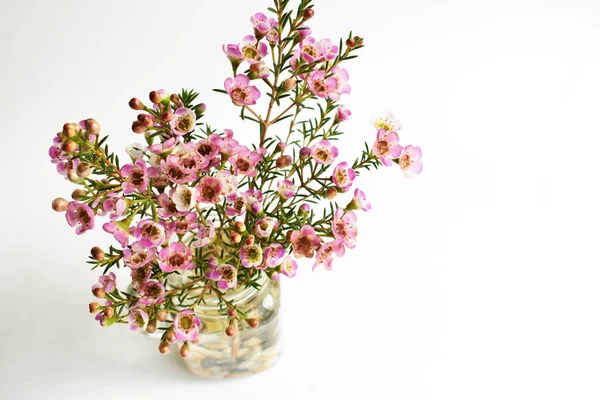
[104,307,114,318]
[159,341,171,355]
[129,98,144,110]
[84,119,100,135]
[62,140,77,153]
[92,287,105,298]
[132,121,146,134]
[276,155,292,168]
[302,8,314,20]
[299,203,311,214]
[284,77,297,91]
[52,197,69,212]
[156,309,168,322]
[225,326,235,337]
[71,189,86,201]
[137,114,153,128]
[247,318,259,328]
[88,302,100,313]
[299,147,311,158]
[325,187,338,200]
[179,343,191,358]
[91,246,105,261]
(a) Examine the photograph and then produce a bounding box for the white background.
[1,0,600,399]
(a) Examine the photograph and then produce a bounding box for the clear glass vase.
[177,275,281,379]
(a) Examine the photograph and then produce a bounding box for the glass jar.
[177,275,281,379]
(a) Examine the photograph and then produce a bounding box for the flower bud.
[276,155,292,168]
[234,221,246,232]
[283,77,297,92]
[272,272,280,282]
[299,203,311,214]
[146,319,157,334]
[129,98,144,110]
[198,103,207,113]
[231,232,242,244]
[299,147,311,159]
[67,169,80,183]
[156,309,168,322]
[225,326,235,337]
[91,246,105,261]
[104,307,114,318]
[76,163,92,179]
[247,318,259,329]
[88,302,101,313]
[325,187,338,200]
[52,197,69,212]
[302,8,314,20]
[72,189,86,201]
[62,140,77,153]
[166,331,177,343]
[132,121,146,134]
[285,230,293,243]
[159,341,171,355]
[63,123,77,137]
[277,142,287,152]
[180,343,191,359]
[84,119,100,135]
[92,287,105,298]
[227,308,237,318]
[245,235,255,246]
[170,94,181,105]
[353,36,364,46]
[346,38,356,48]
[149,90,161,104]
[136,114,153,128]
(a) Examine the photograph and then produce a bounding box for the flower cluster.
[49,0,421,360]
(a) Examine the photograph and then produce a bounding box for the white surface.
[1,0,600,399]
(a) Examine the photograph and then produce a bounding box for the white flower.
[370,111,401,132]
[171,185,196,212]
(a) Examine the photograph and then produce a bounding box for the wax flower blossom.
[224,74,261,106]
[48,1,422,364]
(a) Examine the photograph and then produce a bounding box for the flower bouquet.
[48,0,422,379]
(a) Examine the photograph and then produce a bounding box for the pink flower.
[313,240,345,271]
[215,264,238,290]
[249,60,270,80]
[255,217,279,238]
[332,162,356,192]
[398,145,423,177]
[226,193,247,216]
[148,137,177,156]
[171,185,196,212]
[100,193,127,220]
[311,139,339,165]
[195,176,224,204]
[251,12,275,40]
[245,190,264,214]
[328,67,351,101]
[130,265,151,290]
[158,242,194,273]
[229,146,263,177]
[212,129,239,156]
[264,243,285,267]
[123,241,156,269]
[281,256,298,278]
[348,189,371,212]
[332,208,358,248]
[134,219,166,248]
[195,139,221,163]
[266,22,280,44]
[291,225,322,258]
[297,25,311,39]
[238,35,268,64]
[173,309,202,342]
[93,272,117,293]
[371,112,401,132]
[172,212,200,235]
[170,107,196,136]
[129,308,149,331]
[299,37,323,62]
[240,243,263,268]
[157,193,185,218]
[167,143,205,174]
[224,74,261,106]
[335,105,352,123]
[307,70,338,99]
[320,38,339,61]
[191,220,215,248]
[138,280,165,305]
[103,221,129,247]
[160,159,197,184]
[278,179,297,200]
[66,202,95,235]
[121,159,148,195]
[373,129,403,167]
[222,43,243,69]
